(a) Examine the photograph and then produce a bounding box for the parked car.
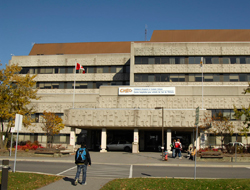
[106,140,132,151]
[227,142,246,148]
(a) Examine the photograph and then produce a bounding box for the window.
[230,74,239,82]
[148,58,155,64]
[240,57,246,64]
[134,74,141,82]
[222,58,230,64]
[88,67,94,73]
[179,74,185,82]
[189,57,195,64]
[230,57,237,64]
[189,74,195,82]
[213,74,220,82]
[45,68,53,74]
[52,83,59,89]
[161,74,169,82]
[155,57,161,64]
[205,57,212,64]
[148,74,155,82]
[97,67,103,73]
[239,74,247,81]
[195,74,202,82]
[161,57,169,64]
[223,74,230,82]
[60,67,66,74]
[195,57,202,64]
[103,67,109,73]
[204,74,213,82]
[212,57,220,64]
[170,74,179,82]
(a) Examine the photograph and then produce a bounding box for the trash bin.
[164,151,168,161]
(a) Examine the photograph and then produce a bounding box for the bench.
[200,151,223,158]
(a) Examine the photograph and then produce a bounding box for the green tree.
[41,111,65,148]
[0,63,39,148]
[233,83,250,144]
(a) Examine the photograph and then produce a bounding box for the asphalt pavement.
[1,151,250,190]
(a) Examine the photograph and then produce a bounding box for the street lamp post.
[155,107,164,161]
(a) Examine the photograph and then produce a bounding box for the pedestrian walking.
[175,139,182,159]
[74,142,91,186]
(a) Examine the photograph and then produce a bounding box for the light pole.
[155,107,164,161]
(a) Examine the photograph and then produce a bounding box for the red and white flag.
[76,63,85,74]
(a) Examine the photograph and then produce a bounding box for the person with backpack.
[171,139,176,158]
[174,139,182,159]
[74,142,91,186]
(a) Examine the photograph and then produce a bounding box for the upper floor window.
[135,56,250,65]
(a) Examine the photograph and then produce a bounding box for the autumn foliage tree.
[0,63,39,149]
[233,83,250,144]
[200,112,234,148]
[41,111,65,148]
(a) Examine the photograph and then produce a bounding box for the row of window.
[135,56,250,65]
[31,113,64,123]
[20,65,130,74]
[134,73,250,82]
[210,109,246,121]
[36,81,129,89]
[14,133,70,144]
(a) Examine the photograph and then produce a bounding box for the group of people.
[73,140,197,186]
[171,139,196,160]
[171,139,183,159]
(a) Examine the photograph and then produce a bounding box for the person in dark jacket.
[74,142,91,186]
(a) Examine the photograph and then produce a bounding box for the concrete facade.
[9,30,250,151]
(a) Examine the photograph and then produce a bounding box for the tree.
[41,111,65,148]
[233,83,250,144]
[0,63,39,149]
[199,112,234,149]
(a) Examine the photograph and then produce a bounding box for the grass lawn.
[0,171,63,190]
[101,178,250,190]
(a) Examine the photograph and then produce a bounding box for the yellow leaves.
[0,64,39,129]
[41,111,65,136]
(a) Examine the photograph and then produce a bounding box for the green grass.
[101,178,250,190]
[0,171,63,190]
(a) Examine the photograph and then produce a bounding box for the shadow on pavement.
[63,177,75,186]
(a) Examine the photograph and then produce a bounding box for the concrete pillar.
[100,128,107,152]
[132,128,139,153]
[70,128,76,149]
[166,129,172,153]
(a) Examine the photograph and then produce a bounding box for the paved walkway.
[1,152,250,190]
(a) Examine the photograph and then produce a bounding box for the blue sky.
[1,0,250,69]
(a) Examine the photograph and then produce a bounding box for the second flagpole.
[73,59,76,108]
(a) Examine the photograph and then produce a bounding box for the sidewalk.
[1,152,250,190]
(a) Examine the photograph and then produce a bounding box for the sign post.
[194,107,199,180]
[9,127,15,156]
[13,114,23,173]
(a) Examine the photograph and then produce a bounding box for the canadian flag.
[76,63,85,74]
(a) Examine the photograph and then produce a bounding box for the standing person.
[175,139,182,159]
[74,142,91,186]
[189,146,196,160]
[171,139,176,158]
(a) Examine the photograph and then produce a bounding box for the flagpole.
[73,60,76,108]
[201,57,204,110]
